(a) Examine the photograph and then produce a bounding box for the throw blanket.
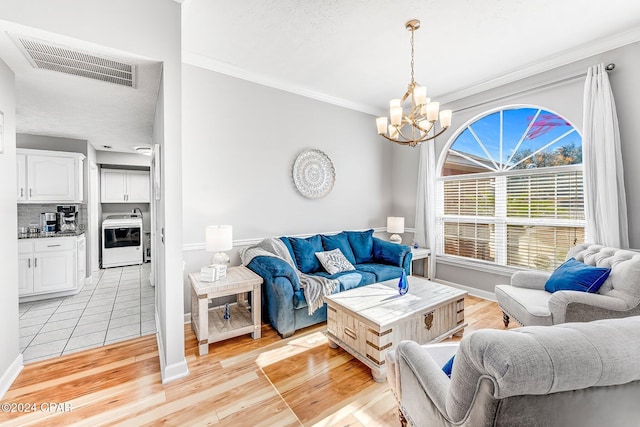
[240,238,338,315]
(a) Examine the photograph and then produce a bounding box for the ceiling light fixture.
[376,19,452,147]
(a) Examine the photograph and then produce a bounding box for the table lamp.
[387,217,405,244]
[206,225,233,264]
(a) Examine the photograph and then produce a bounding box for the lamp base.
[211,251,230,265]
[389,234,402,244]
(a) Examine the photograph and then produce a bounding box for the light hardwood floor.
[1,295,516,426]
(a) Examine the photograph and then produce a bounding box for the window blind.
[443,222,495,261]
[506,171,584,220]
[438,169,584,268]
[506,225,585,271]
[443,178,495,216]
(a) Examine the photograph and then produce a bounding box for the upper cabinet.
[17,149,85,203]
[101,169,150,203]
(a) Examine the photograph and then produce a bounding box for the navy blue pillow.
[289,235,324,273]
[544,257,611,293]
[442,355,455,378]
[346,229,374,264]
[321,232,356,265]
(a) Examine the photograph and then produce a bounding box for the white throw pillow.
[315,248,356,275]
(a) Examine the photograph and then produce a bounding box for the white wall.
[0,58,21,398]
[96,150,151,167]
[392,41,640,294]
[0,0,186,383]
[181,65,393,313]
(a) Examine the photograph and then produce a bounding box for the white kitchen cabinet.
[18,235,84,300]
[101,168,150,203]
[17,149,85,203]
[17,251,33,295]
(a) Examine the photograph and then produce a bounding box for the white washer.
[102,215,143,268]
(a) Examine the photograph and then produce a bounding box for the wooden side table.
[410,247,431,278]
[189,265,263,356]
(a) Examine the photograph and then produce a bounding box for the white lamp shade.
[205,225,233,252]
[440,109,453,128]
[387,217,405,234]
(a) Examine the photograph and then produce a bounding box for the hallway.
[18,263,155,363]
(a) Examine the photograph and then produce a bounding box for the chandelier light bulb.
[376,117,388,135]
[413,86,427,105]
[390,106,403,126]
[426,102,440,122]
[440,110,453,128]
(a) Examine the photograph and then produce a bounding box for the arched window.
[437,105,584,271]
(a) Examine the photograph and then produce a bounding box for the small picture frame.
[0,110,4,154]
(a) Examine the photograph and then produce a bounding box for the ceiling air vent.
[14,36,137,88]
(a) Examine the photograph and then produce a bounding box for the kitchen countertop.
[18,230,85,240]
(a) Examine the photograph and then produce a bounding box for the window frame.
[435,104,585,271]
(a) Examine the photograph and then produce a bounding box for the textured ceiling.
[183,0,640,113]
[2,1,640,154]
[0,20,161,154]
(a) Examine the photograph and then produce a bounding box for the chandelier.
[376,19,452,147]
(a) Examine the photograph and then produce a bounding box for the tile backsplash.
[17,203,88,231]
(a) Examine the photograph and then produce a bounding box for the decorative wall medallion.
[292,149,335,199]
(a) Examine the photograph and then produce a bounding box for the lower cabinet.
[18,235,85,300]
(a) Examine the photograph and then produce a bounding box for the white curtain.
[414,141,437,278]
[583,63,629,248]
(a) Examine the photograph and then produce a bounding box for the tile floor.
[19,263,156,363]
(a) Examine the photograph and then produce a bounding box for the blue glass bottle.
[224,303,231,320]
[398,270,409,296]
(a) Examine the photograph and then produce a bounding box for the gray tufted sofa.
[495,243,640,327]
[386,316,640,427]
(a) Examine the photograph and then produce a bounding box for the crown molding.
[182,50,384,117]
[438,26,640,105]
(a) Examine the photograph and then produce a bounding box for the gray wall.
[181,65,392,314]
[391,41,640,294]
[0,58,20,398]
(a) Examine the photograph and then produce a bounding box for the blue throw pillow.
[544,257,611,293]
[346,229,374,264]
[321,232,356,265]
[289,235,324,273]
[442,355,455,378]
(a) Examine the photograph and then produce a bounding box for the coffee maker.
[57,205,78,233]
[40,212,58,235]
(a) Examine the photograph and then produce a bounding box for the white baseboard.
[155,311,189,384]
[184,313,191,324]
[433,278,497,302]
[0,354,24,399]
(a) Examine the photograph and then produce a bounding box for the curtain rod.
[453,63,617,114]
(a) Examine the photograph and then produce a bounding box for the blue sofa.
[246,229,412,337]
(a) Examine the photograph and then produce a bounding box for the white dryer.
[102,214,143,268]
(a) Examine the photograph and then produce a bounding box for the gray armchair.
[495,243,640,327]
[386,316,640,427]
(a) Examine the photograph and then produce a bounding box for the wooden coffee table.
[325,276,467,382]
